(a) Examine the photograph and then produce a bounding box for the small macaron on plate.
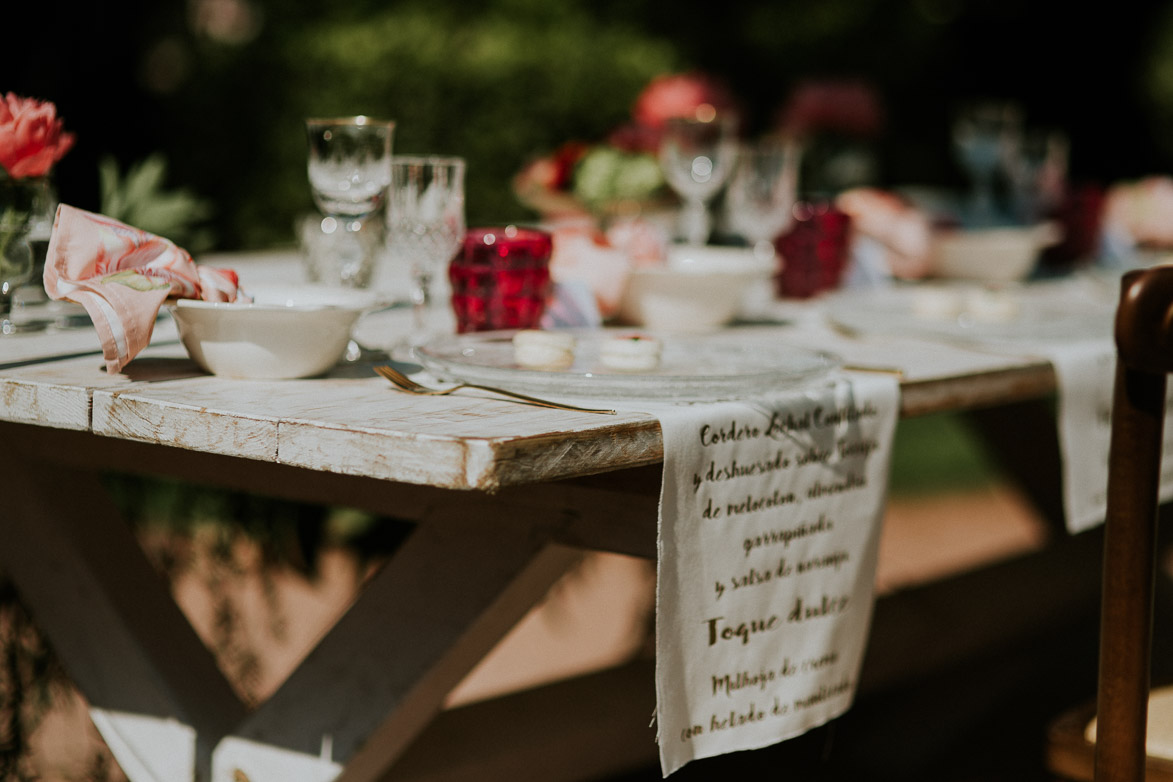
[413,328,840,401]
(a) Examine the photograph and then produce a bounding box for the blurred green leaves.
[148,0,949,249]
[99,154,215,253]
[572,147,665,209]
[32,0,1162,251]
[254,2,677,242]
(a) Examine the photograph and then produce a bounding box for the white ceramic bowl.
[617,245,775,332]
[932,222,1062,282]
[169,284,378,379]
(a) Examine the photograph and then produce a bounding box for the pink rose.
[0,93,76,179]
[632,72,737,130]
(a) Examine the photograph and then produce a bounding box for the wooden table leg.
[4,438,583,782]
[1,456,247,781]
[963,400,1067,534]
[213,502,582,782]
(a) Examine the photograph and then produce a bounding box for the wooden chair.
[1047,264,1173,781]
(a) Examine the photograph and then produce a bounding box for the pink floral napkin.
[43,204,246,374]
[546,217,668,321]
[834,187,934,280]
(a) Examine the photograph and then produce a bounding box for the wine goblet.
[1004,128,1069,224]
[658,115,738,245]
[305,116,395,287]
[724,139,801,260]
[385,155,466,345]
[952,101,1022,226]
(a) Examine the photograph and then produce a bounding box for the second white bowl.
[932,222,1062,282]
[618,245,775,332]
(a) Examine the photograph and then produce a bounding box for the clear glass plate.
[824,282,1114,344]
[414,329,841,401]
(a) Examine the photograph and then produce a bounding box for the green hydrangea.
[572,147,665,209]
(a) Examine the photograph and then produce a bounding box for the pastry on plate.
[512,329,577,370]
[599,334,663,372]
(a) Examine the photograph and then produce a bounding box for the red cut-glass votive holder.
[449,226,554,333]
[774,201,853,299]
[1039,183,1105,271]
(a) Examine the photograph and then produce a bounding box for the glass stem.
[680,198,711,245]
[969,172,997,226]
[0,284,15,335]
[412,271,432,334]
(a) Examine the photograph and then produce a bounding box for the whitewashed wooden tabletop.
[0,251,1066,490]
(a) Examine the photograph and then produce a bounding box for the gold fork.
[374,365,617,414]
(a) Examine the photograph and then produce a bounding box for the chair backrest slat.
[1096,265,1173,782]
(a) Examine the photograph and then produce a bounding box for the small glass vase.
[0,177,47,335]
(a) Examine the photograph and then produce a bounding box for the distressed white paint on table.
[0,307,180,368]
[3,336,1052,490]
[0,253,1076,782]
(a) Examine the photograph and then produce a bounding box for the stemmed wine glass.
[305,116,395,287]
[952,101,1022,226]
[724,139,801,260]
[658,115,738,245]
[385,155,466,345]
[1004,128,1069,224]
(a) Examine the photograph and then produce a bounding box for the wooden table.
[0,256,1106,782]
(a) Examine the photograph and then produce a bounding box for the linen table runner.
[1042,340,1173,532]
[801,274,1173,534]
[648,372,899,776]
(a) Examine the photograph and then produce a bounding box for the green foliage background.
[10,0,1172,252]
[153,0,682,248]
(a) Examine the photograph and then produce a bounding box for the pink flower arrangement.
[0,93,75,180]
[611,71,739,154]
[631,71,738,133]
[513,141,594,219]
[511,72,742,321]
[514,71,738,217]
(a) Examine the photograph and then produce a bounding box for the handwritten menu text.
[654,375,899,775]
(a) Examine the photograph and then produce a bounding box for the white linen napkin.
[629,372,900,776]
[1040,340,1173,533]
[889,314,1173,533]
[809,274,1173,534]
[1048,341,1117,533]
